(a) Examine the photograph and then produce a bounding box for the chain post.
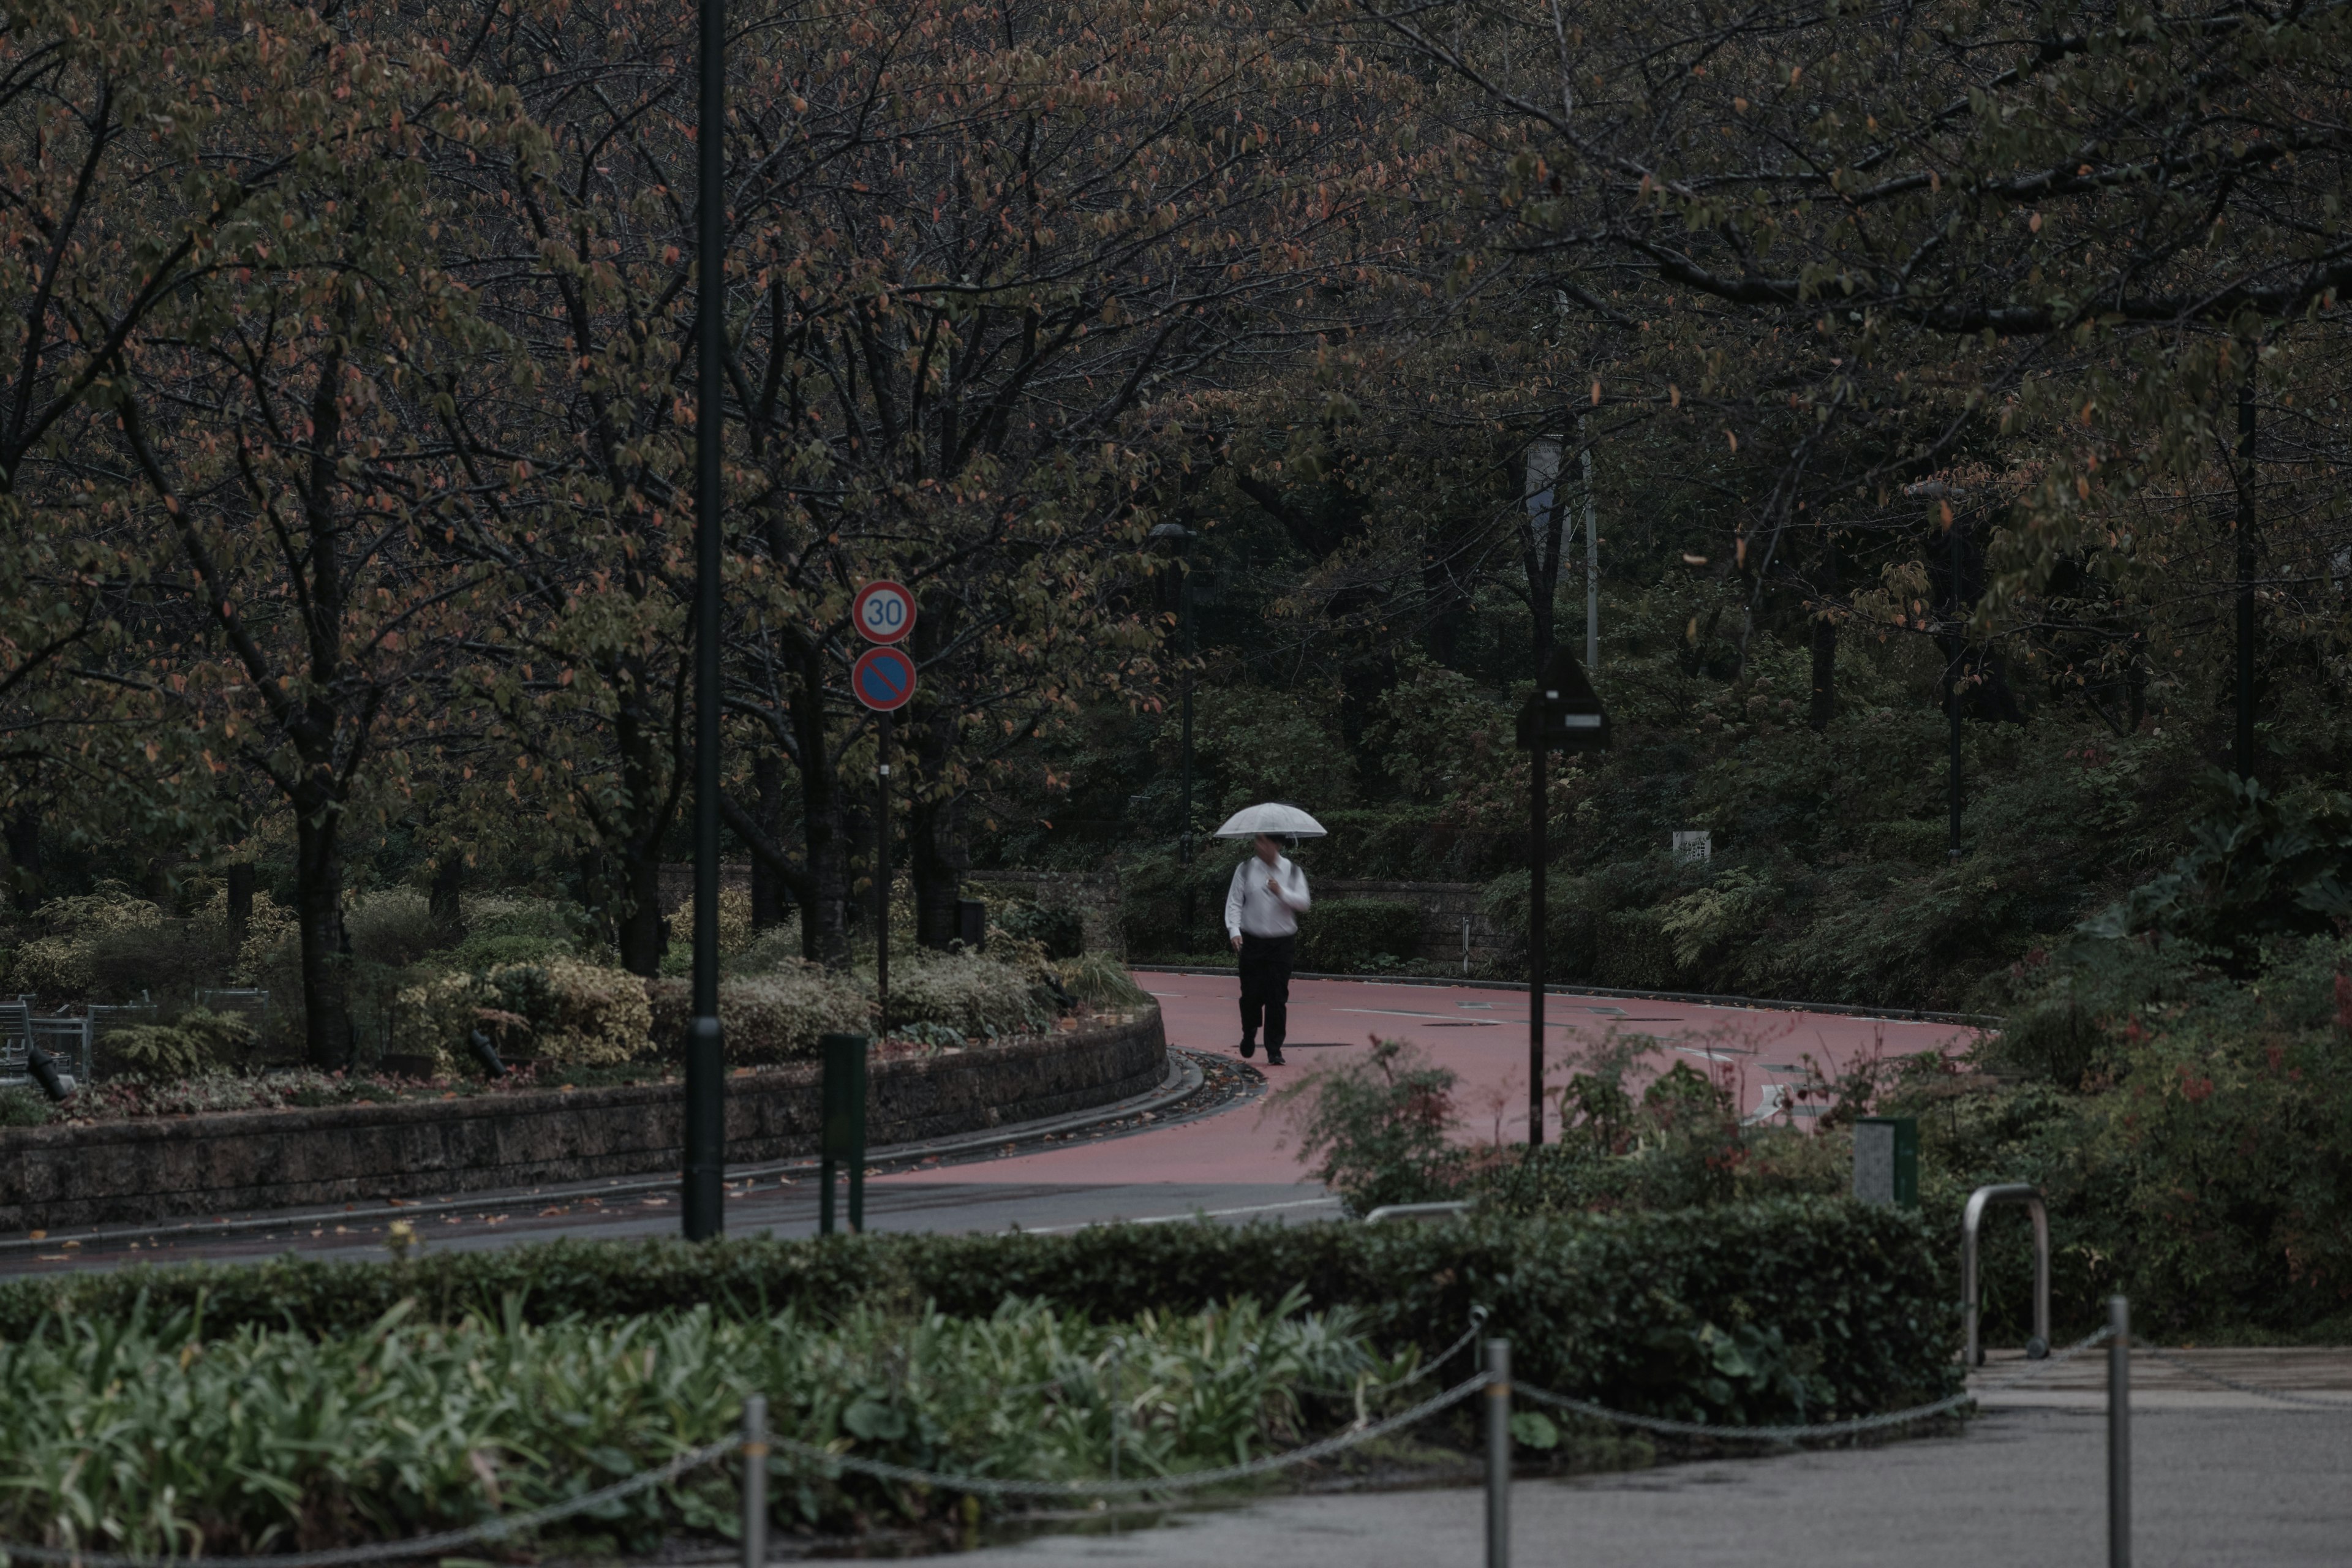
[741,1394,768,1568]
[1485,1338,1510,1568]
[2108,1296,2130,1568]
[1108,1343,1123,1485]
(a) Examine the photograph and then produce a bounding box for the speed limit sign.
[851,580,916,644]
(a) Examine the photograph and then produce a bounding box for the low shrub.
[344,888,448,970]
[0,1086,51,1126]
[993,899,1086,959]
[646,965,873,1063]
[1297,899,1422,972]
[391,959,652,1071]
[877,948,1051,1038]
[0,1294,1396,1553]
[83,919,241,1005]
[1058,951,1150,1008]
[721,922,804,976]
[661,886,756,974]
[5,889,164,999]
[99,1008,262,1078]
[1268,1038,1465,1213]
[1114,846,1237,956]
[0,1203,1958,1426]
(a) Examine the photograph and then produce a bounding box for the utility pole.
[682,0,728,1240]
[1581,434,1598,669]
[1947,511,1964,862]
[2234,371,2258,782]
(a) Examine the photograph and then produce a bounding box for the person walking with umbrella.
[1216,804,1322,1066]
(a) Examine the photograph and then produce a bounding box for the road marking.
[1334,1006,1449,1018]
[1020,1196,1341,1234]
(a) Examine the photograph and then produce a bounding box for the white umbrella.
[1212,802,1327,839]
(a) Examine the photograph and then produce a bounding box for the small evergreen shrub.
[1297,899,1422,971]
[647,967,873,1064]
[100,1008,262,1078]
[993,899,1086,959]
[392,959,652,1071]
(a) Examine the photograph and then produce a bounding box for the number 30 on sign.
[852,580,915,644]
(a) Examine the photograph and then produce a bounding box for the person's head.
[1254,833,1282,864]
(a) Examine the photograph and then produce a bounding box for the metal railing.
[1363,1200,1471,1224]
[1962,1183,2049,1366]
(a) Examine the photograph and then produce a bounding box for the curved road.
[0,974,1980,1274]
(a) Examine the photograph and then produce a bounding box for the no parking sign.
[851,645,916,711]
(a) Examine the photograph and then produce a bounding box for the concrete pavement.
[952,1403,2352,1567]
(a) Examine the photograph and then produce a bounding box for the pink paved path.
[880,972,1985,1194]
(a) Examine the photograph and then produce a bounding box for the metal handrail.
[1962,1183,2050,1366]
[1364,1200,1471,1224]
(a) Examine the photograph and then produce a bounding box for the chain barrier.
[753,1372,1486,1499]
[0,1374,1483,1567]
[0,1435,741,1568]
[1515,1325,2117,1444]
[26,1318,2318,1567]
[2134,1345,2352,1411]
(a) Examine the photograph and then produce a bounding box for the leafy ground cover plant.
[0,1204,1958,1426]
[0,1295,1405,1555]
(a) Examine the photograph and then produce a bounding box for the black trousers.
[1238,932,1295,1050]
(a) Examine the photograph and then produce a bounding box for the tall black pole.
[1947,516,1963,862]
[681,0,726,1240]
[2234,374,2257,782]
[1528,733,1547,1147]
[876,714,892,1027]
[1178,555,1195,944]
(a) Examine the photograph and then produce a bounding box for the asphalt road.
[0,972,1981,1274]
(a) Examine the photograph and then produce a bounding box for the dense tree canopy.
[2,0,2348,1053]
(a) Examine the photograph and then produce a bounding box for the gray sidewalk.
[951,1404,2352,1567]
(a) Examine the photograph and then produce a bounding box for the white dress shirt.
[1226,854,1312,939]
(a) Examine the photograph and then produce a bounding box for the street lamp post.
[1514,647,1609,1148]
[682,0,727,1240]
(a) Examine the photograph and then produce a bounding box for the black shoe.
[1239,1039,1256,1059]
[1266,1048,1286,1066]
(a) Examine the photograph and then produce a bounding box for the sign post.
[1513,647,1610,1147]
[851,587,917,1032]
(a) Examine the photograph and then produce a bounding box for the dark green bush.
[1115,846,1236,956]
[992,900,1086,959]
[84,919,239,1006]
[0,1204,1956,1424]
[0,1213,1947,1429]
[1297,899,1422,971]
[1267,1038,1463,1212]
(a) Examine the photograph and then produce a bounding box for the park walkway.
[944,1352,2352,1567]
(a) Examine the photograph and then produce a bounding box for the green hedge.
[0,1200,1956,1424]
[1297,898,1424,971]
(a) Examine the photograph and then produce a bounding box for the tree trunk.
[911,707,967,950]
[748,752,790,930]
[1809,529,1838,731]
[608,658,684,978]
[614,840,668,976]
[292,797,355,1071]
[429,853,466,937]
[793,643,852,968]
[3,804,41,914]
[1808,614,1838,731]
[226,863,256,946]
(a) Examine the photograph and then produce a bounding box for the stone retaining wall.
[0,1011,1164,1233]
